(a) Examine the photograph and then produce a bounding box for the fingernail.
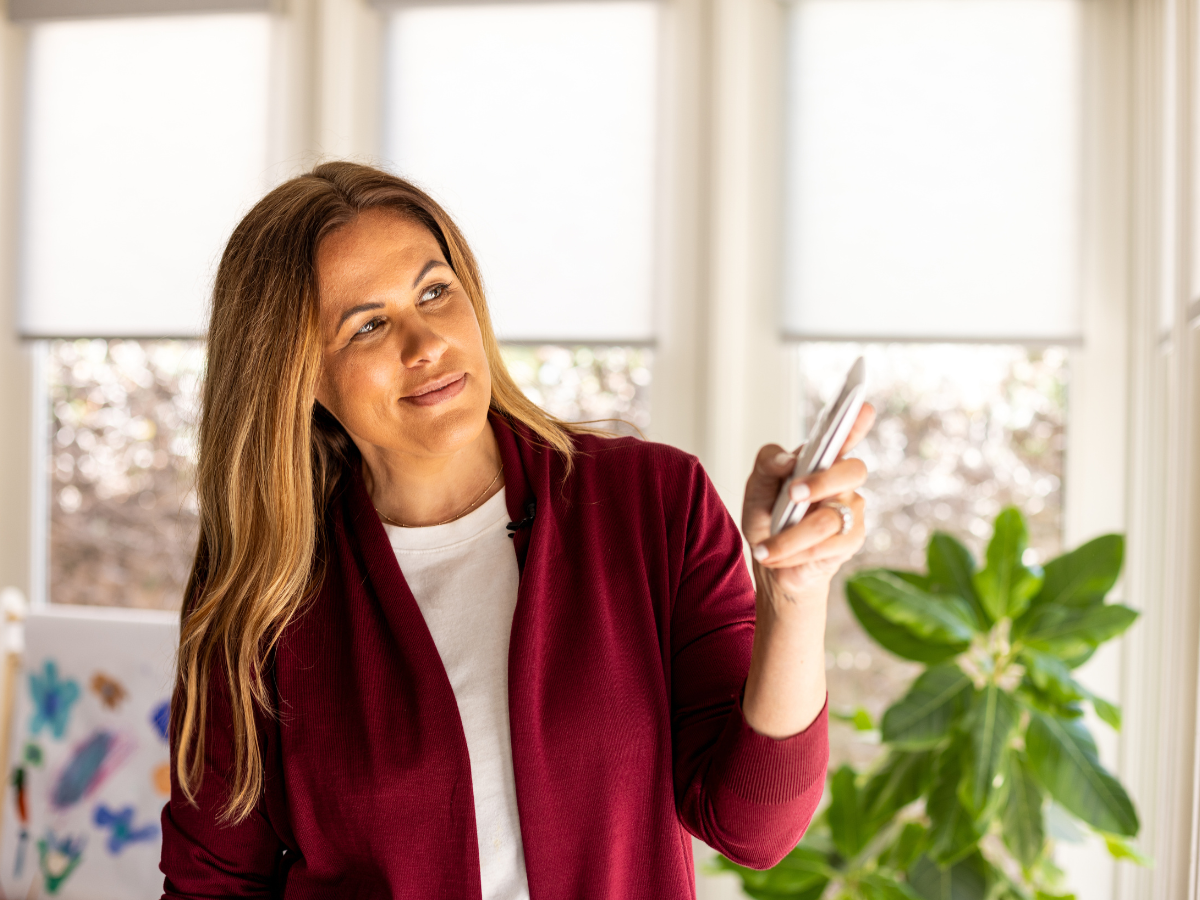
[773,452,794,468]
[789,482,811,502]
[752,544,770,562]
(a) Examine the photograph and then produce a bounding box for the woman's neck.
[360,421,504,527]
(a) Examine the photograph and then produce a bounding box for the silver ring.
[825,502,853,535]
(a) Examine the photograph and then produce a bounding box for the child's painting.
[0,606,177,899]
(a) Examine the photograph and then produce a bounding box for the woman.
[160,162,872,899]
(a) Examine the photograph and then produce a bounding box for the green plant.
[715,508,1144,900]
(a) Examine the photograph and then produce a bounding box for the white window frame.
[1129,2,1200,899]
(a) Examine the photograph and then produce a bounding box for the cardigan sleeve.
[159,672,286,899]
[669,460,829,870]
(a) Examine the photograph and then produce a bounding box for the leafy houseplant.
[715,508,1144,900]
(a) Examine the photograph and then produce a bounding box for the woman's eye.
[420,283,448,303]
[355,318,383,337]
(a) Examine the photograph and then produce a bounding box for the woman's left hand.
[741,403,876,607]
[738,403,875,738]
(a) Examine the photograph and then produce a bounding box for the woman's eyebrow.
[337,302,384,331]
[412,259,450,287]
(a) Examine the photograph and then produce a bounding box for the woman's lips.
[402,374,467,407]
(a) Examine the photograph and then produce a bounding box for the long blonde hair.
[175,162,583,822]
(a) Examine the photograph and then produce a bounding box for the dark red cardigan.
[160,413,828,899]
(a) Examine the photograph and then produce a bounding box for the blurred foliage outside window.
[44,337,1062,696]
[47,339,202,610]
[800,343,1069,772]
[45,340,653,610]
[497,344,652,434]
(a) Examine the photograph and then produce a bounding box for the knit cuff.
[712,692,830,806]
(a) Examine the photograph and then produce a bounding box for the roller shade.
[383,1,659,344]
[8,0,269,21]
[783,0,1082,343]
[17,13,271,339]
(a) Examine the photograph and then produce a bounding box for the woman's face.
[313,208,493,461]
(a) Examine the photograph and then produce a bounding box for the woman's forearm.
[741,566,829,739]
[737,407,874,740]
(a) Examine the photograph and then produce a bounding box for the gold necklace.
[374,464,504,528]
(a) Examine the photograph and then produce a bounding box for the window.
[382,1,660,344]
[783,0,1081,343]
[782,0,1083,768]
[44,340,651,611]
[31,2,663,608]
[500,345,652,435]
[18,11,273,607]
[798,343,1068,767]
[18,13,271,339]
[46,340,202,610]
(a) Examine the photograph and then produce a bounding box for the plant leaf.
[907,852,990,900]
[1001,754,1046,868]
[1017,681,1086,721]
[1024,652,1121,728]
[847,582,964,664]
[771,844,835,874]
[972,508,1043,622]
[961,685,1019,816]
[829,764,866,858]
[1034,534,1124,609]
[797,823,837,857]
[1021,649,1085,705]
[1043,799,1087,843]
[1102,833,1153,866]
[848,571,979,646]
[740,887,825,900]
[1025,711,1139,836]
[860,873,925,900]
[926,749,981,865]
[711,846,832,898]
[1058,645,1099,669]
[1019,604,1138,662]
[884,821,928,871]
[892,570,935,591]
[831,706,877,731]
[882,664,973,749]
[928,532,988,627]
[739,888,825,900]
[1092,695,1122,731]
[862,750,935,830]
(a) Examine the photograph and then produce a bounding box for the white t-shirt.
[384,488,530,900]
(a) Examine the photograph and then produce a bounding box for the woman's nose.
[396,314,448,367]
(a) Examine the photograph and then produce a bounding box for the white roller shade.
[783,0,1082,343]
[8,0,269,21]
[384,1,659,344]
[18,14,271,339]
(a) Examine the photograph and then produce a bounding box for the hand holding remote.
[742,402,875,596]
[739,400,875,739]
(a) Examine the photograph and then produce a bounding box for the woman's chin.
[387,400,492,459]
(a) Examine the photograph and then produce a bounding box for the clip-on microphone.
[506,498,537,539]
